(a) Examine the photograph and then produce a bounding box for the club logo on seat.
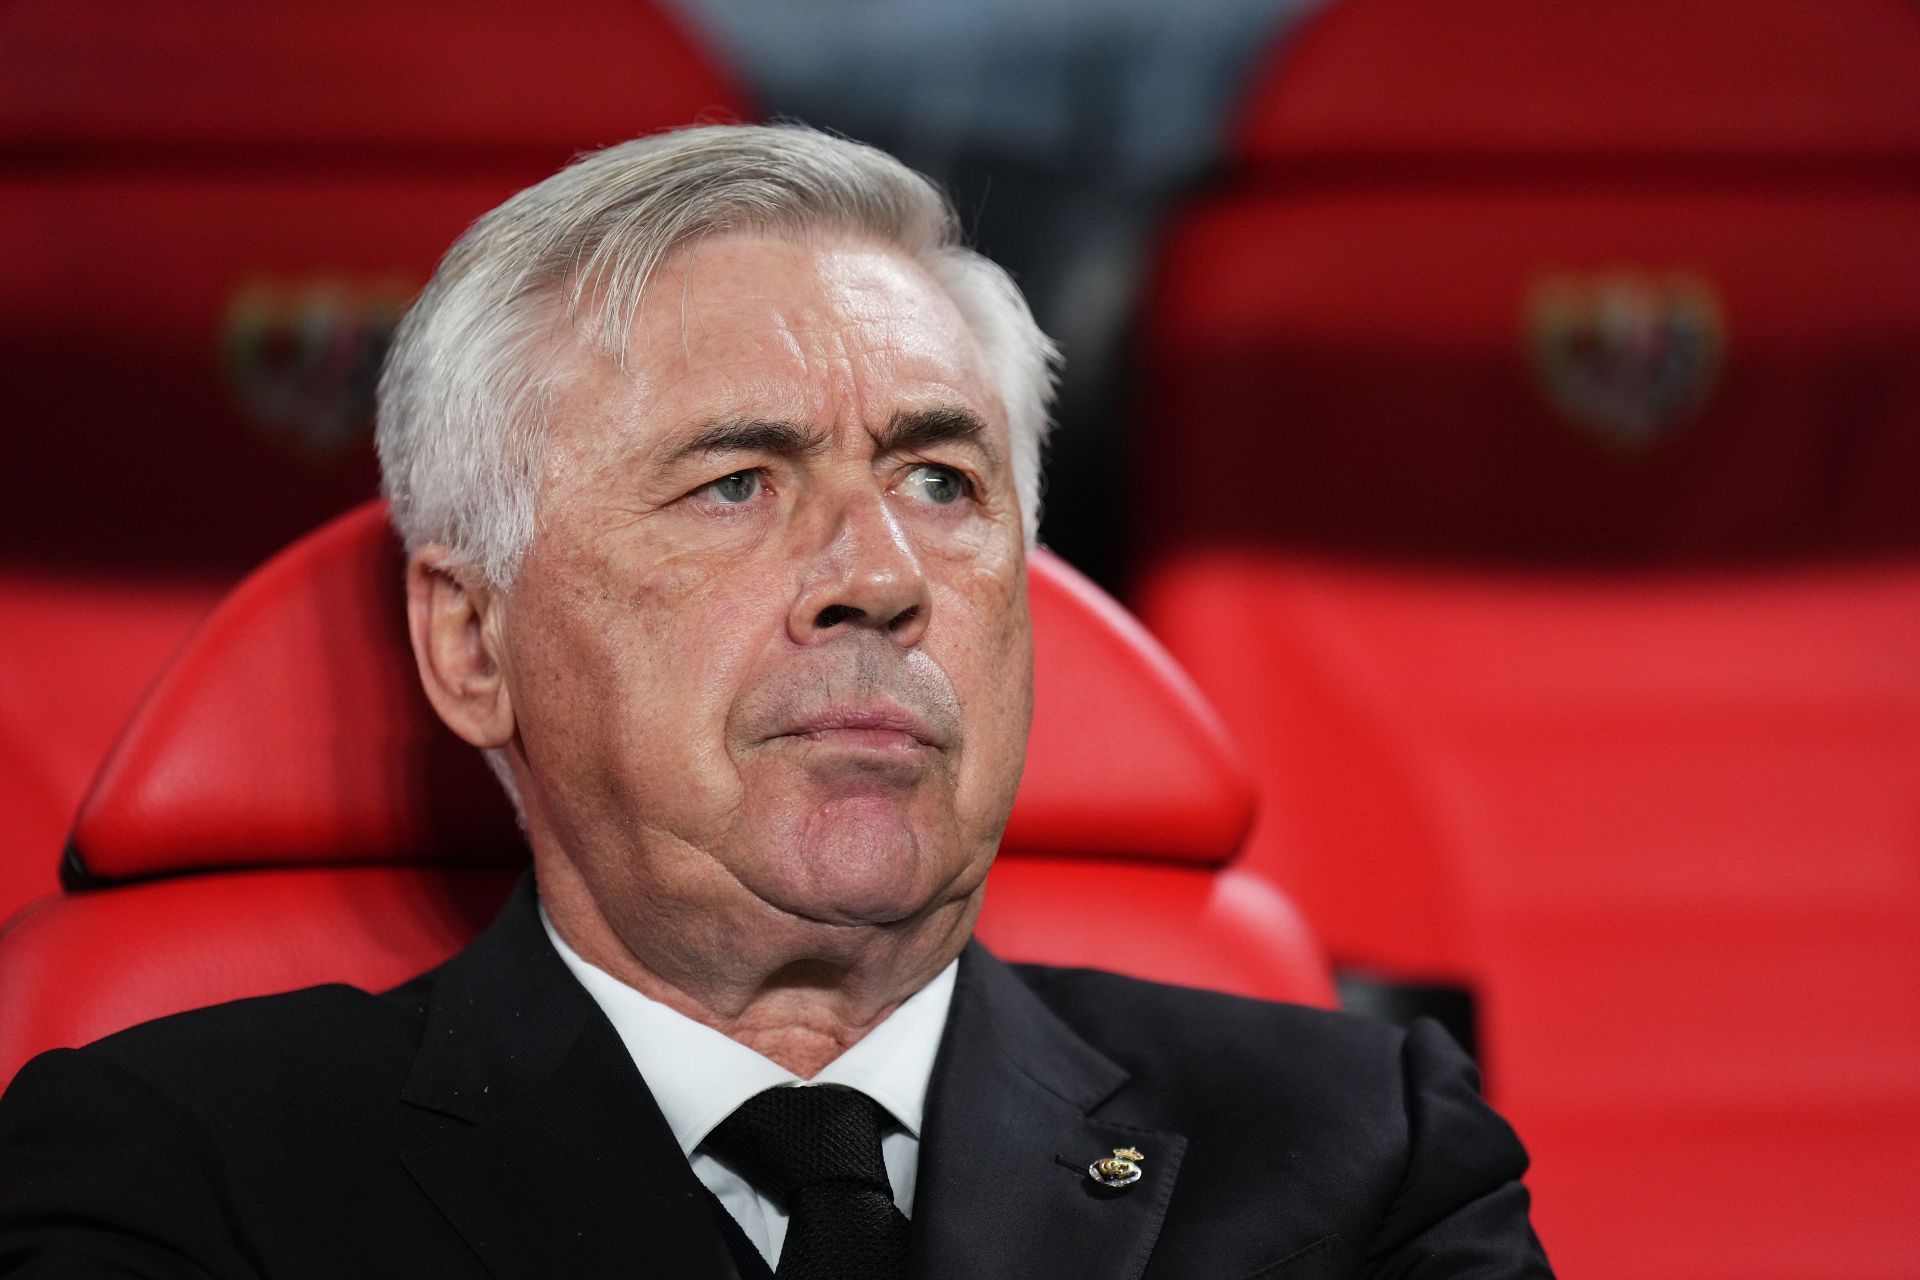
[222,275,418,457]
[1526,271,1725,454]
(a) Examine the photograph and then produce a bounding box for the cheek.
[614,556,783,767]
[512,547,781,803]
[936,557,1034,807]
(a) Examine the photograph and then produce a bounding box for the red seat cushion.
[1139,548,1920,1280]
[0,867,521,1085]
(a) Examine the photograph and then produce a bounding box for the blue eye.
[702,470,763,504]
[901,464,967,505]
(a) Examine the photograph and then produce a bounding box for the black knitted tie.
[703,1085,910,1280]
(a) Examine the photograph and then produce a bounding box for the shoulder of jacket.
[74,979,429,1089]
[1007,960,1402,1056]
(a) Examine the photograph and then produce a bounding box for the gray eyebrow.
[659,407,1000,471]
[661,418,830,467]
[877,407,1001,470]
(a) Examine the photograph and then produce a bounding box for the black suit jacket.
[0,879,1551,1277]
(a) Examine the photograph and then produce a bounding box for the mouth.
[771,704,942,754]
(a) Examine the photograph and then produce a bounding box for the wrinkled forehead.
[549,231,1008,459]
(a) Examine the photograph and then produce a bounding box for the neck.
[534,854,979,1078]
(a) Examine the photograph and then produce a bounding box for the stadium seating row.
[1130,3,1920,1273]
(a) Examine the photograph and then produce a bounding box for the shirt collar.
[539,901,958,1157]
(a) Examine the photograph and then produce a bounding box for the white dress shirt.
[539,904,958,1270]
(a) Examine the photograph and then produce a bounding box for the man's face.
[500,233,1032,953]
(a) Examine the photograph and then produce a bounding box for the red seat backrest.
[0,0,749,576]
[0,0,750,923]
[0,573,222,927]
[1135,0,1920,568]
[0,504,1332,1086]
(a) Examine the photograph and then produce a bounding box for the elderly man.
[0,125,1551,1278]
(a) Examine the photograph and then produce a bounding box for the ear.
[406,546,515,750]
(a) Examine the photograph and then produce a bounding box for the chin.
[752,796,967,928]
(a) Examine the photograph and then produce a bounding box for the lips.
[774,703,941,750]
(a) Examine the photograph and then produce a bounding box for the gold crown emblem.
[1089,1147,1145,1189]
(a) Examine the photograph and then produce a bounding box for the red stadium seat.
[1131,6,1920,1272]
[0,574,222,927]
[0,0,750,922]
[1134,0,1920,569]
[1139,552,1920,1280]
[0,503,1333,1089]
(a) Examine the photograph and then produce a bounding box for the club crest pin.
[1088,1146,1145,1190]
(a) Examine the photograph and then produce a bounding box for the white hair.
[376,122,1059,592]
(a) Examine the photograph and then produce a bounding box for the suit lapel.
[398,878,742,1280]
[392,885,1187,1279]
[910,944,1186,1280]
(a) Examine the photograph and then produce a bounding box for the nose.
[789,488,932,648]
